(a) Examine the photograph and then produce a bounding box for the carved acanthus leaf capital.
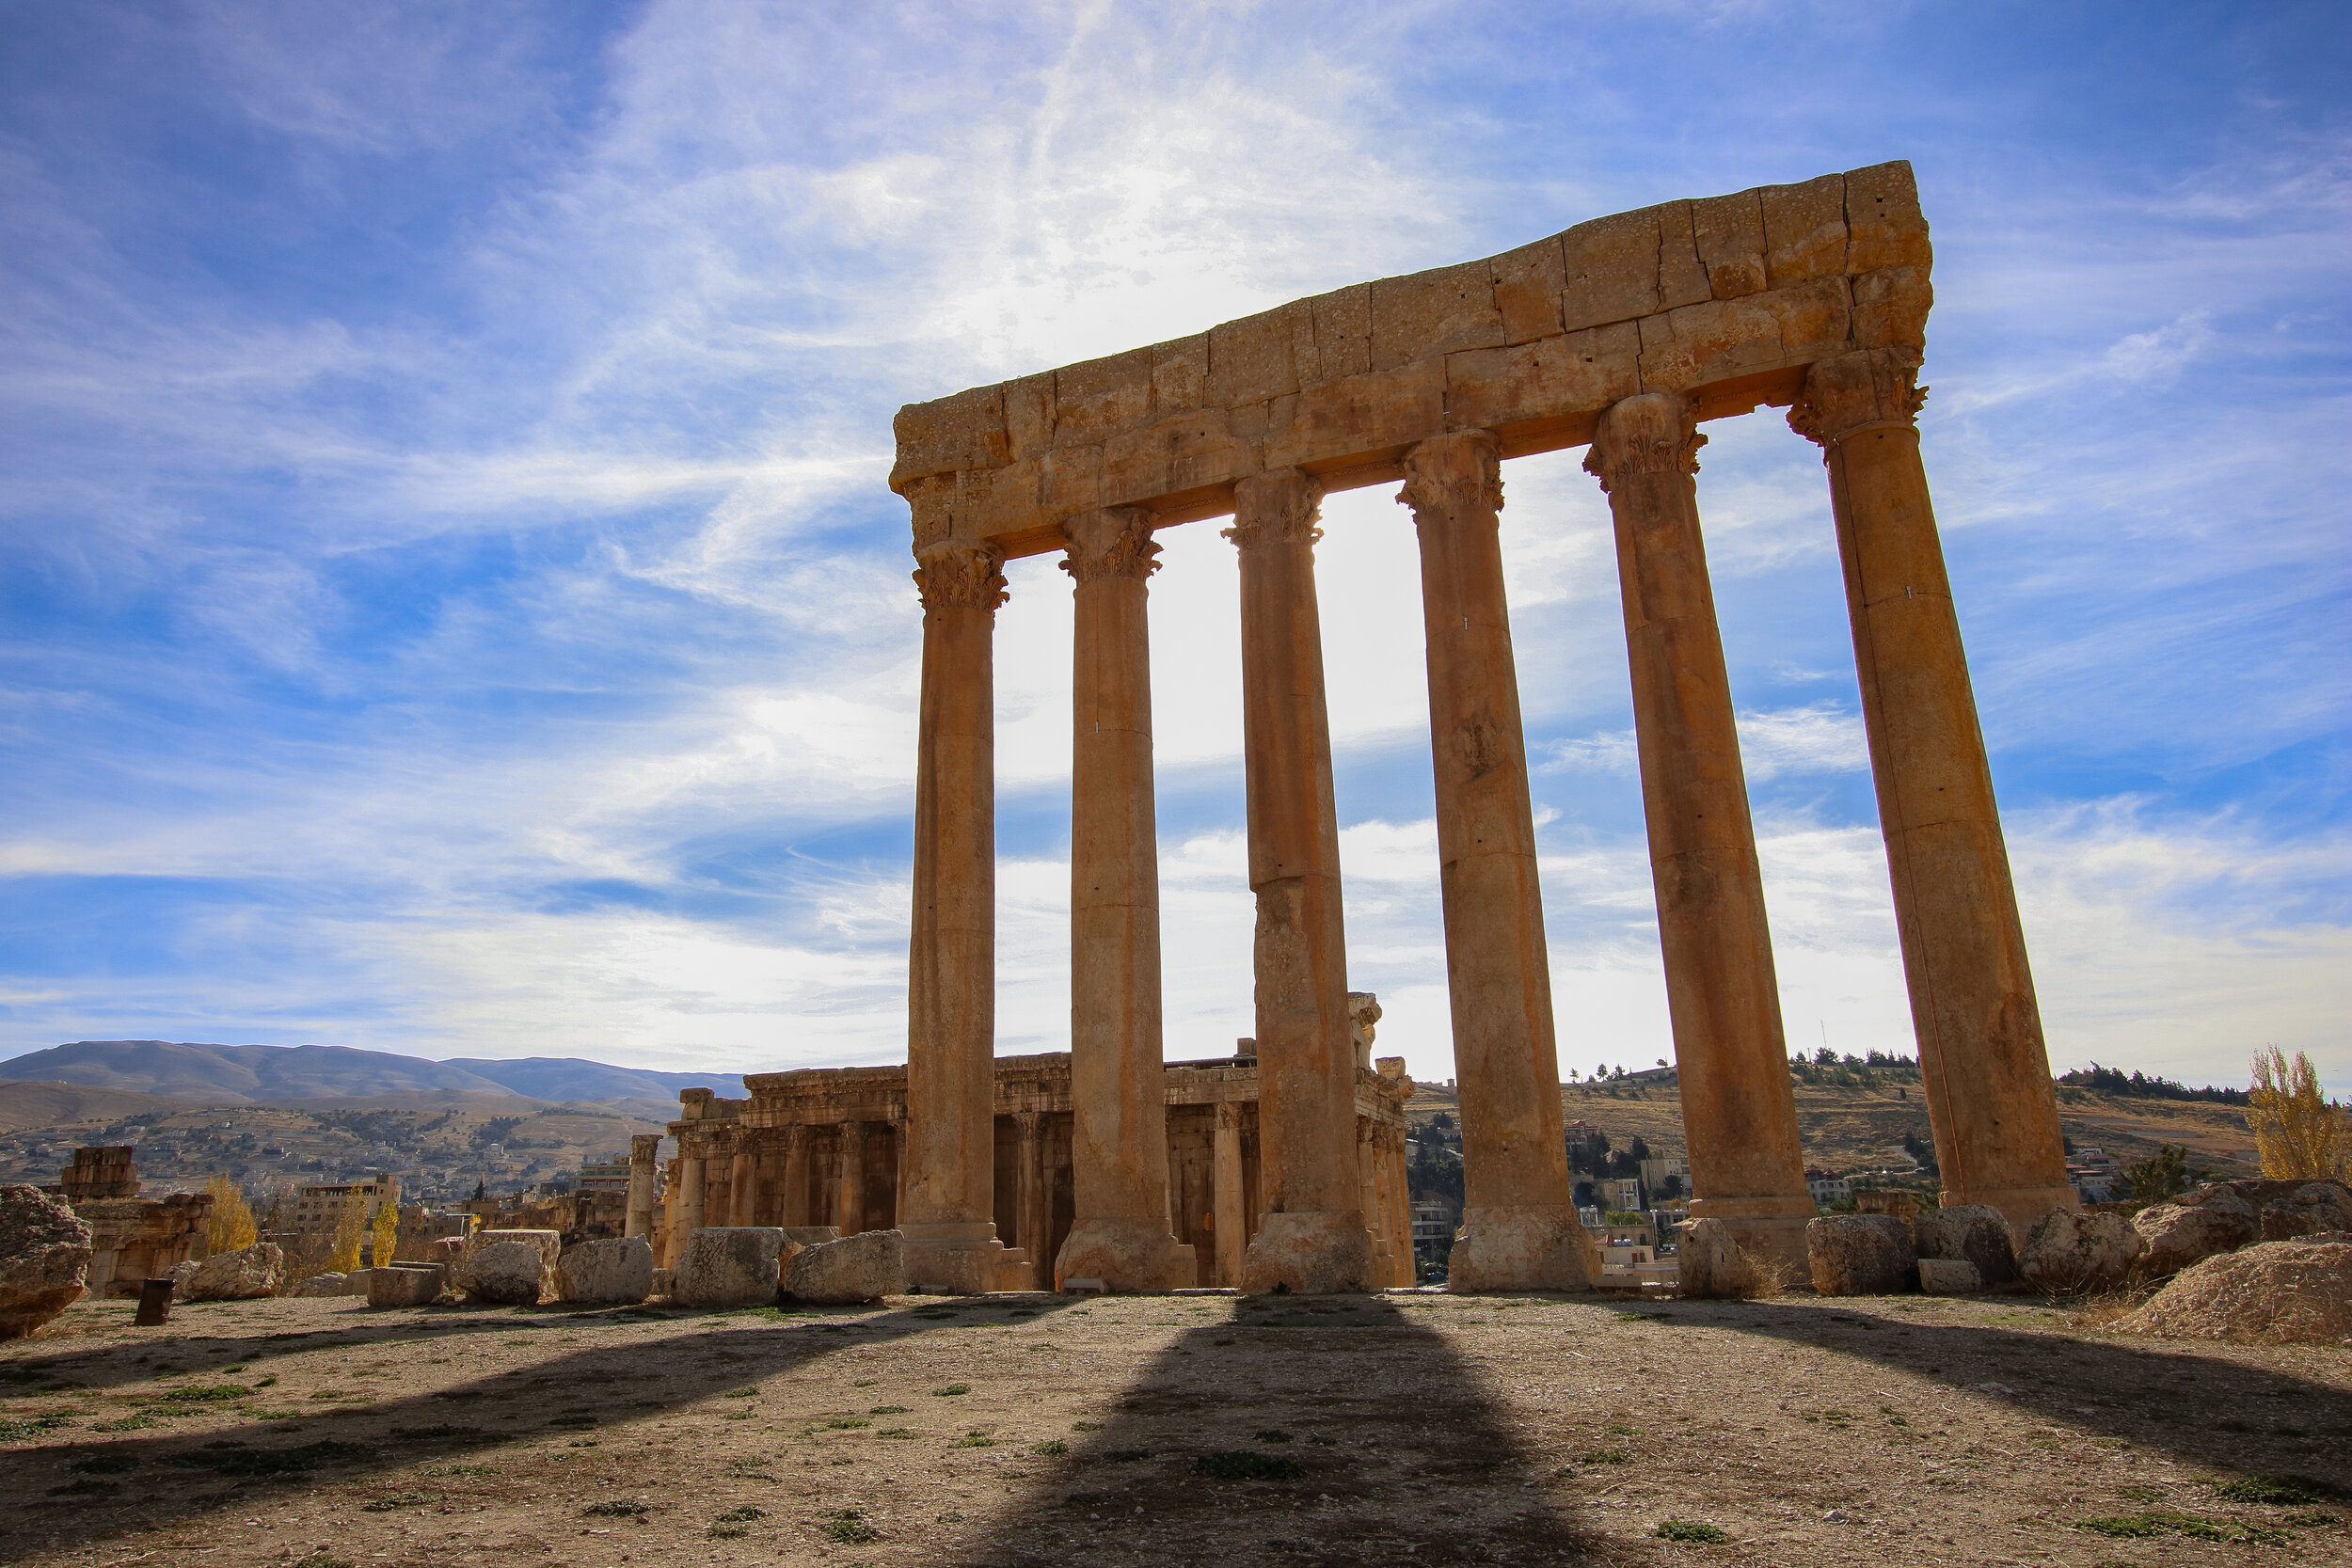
[1583,392,1705,495]
[1788,347,1928,448]
[1059,506,1162,583]
[1397,431,1503,523]
[912,542,1009,611]
[1223,468,1324,553]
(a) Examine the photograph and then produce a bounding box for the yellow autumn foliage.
[2247,1047,2347,1180]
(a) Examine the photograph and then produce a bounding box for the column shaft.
[675,1153,707,1241]
[1227,469,1371,1293]
[1013,1111,1045,1258]
[1057,507,1195,1291]
[1586,392,1812,1267]
[838,1121,867,1236]
[1400,430,1594,1291]
[781,1125,811,1228]
[903,542,1012,1291]
[728,1140,755,1227]
[625,1133,660,1240]
[1792,350,2073,1226]
[1211,1101,1248,1289]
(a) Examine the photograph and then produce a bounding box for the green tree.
[2113,1144,2208,1202]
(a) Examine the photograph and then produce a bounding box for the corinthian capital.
[912,541,1009,611]
[1058,506,1161,584]
[1582,392,1705,495]
[1397,431,1503,524]
[1788,348,1928,448]
[1222,468,1324,553]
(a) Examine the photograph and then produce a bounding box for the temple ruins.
[875,160,2074,1296]
[44,1146,211,1298]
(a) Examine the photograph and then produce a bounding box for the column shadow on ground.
[960,1294,1638,1568]
[1645,1297,2348,1488]
[0,1294,1083,1560]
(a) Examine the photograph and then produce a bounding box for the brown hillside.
[0,1079,207,1132]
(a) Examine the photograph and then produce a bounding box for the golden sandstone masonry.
[888,162,2075,1294]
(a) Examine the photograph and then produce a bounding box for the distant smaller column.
[728,1138,756,1227]
[625,1133,661,1240]
[1211,1102,1248,1289]
[781,1125,812,1227]
[1014,1111,1045,1258]
[675,1149,707,1239]
[838,1122,868,1236]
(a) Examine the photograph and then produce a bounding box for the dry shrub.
[1728,1243,1791,1300]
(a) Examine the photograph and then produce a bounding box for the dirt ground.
[2,1289,2344,1567]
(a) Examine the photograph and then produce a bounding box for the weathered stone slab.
[456,1241,545,1306]
[1806,1215,1916,1296]
[2018,1209,2142,1293]
[1913,1204,2018,1285]
[367,1263,445,1308]
[556,1238,653,1305]
[286,1273,347,1298]
[0,1185,92,1338]
[1917,1258,1982,1295]
[785,1228,906,1305]
[2133,1193,2257,1279]
[1674,1217,1756,1300]
[673,1227,786,1308]
[175,1243,283,1302]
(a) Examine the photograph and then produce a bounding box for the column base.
[1447,1204,1601,1292]
[1947,1184,2077,1234]
[1687,1197,1814,1276]
[1242,1210,1373,1295]
[899,1221,1009,1295]
[1054,1219,1198,1293]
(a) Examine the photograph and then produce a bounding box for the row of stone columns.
[900,345,2070,1294]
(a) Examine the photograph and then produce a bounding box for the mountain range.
[0,1039,748,1109]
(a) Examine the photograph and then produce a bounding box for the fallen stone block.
[673,1227,786,1308]
[0,1186,92,1338]
[2133,1193,2257,1279]
[1675,1218,1757,1300]
[286,1273,347,1298]
[367,1263,445,1308]
[2018,1209,2141,1293]
[786,1228,907,1305]
[342,1268,373,1295]
[1806,1214,1916,1296]
[456,1241,546,1306]
[176,1243,284,1302]
[557,1238,653,1305]
[1912,1204,2017,1285]
[650,1266,674,1300]
[1917,1258,1981,1294]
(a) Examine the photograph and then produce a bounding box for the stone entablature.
[45,1147,212,1298]
[891,163,1929,557]
[660,1053,1416,1291]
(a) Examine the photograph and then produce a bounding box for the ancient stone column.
[729,1138,756,1227]
[903,540,1013,1291]
[838,1121,867,1236]
[1790,349,2074,1227]
[1585,391,1813,1268]
[1386,1128,1416,1286]
[1226,468,1371,1293]
[780,1125,812,1227]
[1013,1111,1045,1259]
[674,1149,707,1241]
[1399,430,1594,1291]
[1056,506,1197,1292]
[625,1133,660,1240]
[1211,1101,1248,1289]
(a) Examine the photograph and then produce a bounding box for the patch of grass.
[724,1386,758,1398]
[1604,1423,1640,1435]
[2076,1511,2286,1544]
[1656,1519,1729,1543]
[360,1491,427,1513]
[707,1523,750,1538]
[876,1428,917,1440]
[2217,1478,2321,1506]
[70,1453,140,1475]
[2114,1485,2166,1504]
[931,1383,970,1396]
[567,1438,599,1448]
[547,1415,598,1429]
[390,1424,499,1442]
[1254,1429,1293,1443]
[0,1413,76,1440]
[868,1404,911,1415]
[1031,1438,1068,1455]
[153,1384,252,1402]
[2284,1511,2339,1528]
[419,1464,498,1477]
[1104,1449,1154,1463]
[165,1439,373,1478]
[821,1508,881,1544]
[1194,1450,1306,1481]
[953,1431,995,1448]
[716,1506,766,1523]
[1073,1420,1102,1432]
[87,1413,157,1433]
[581,1499,650,1517]
[823,1417,871,1430]
[46,1478,119,1497]
[1579,1449,1630,1465]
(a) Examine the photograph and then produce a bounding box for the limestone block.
[1370,258,1503,372]
[1633,294,1786,394]
[1757,277,1853,362]
[1100,409,1259,505]
[1446,1207,1597,1293]
[1559,208,1661,333]
[286,1273,347,1298]
[2113,1233,2352,1346]
[2265,1180,2352,1240]
[474,1228,560,1295]
[1262,360,1446,472]
[1912,1204,2018,1285]
[1491,234,1566,345]
[672,1227,786,1308]
[1003,371,1058,460]
[0,1184,93,1338]
[1443,322,1640,435]
[456,1241,546,1306]
[1917,1258,1982,1295]
[342,1268,373,1295]
[889,384,1006,491]
[2134,1194,2258,1278]
[1208,302,1306,406]
[1302,284,1372,382]
[1690,189,1767,300]
[2018,1209,2143,1293]
[1843,161,1932,274]
[779,1226,843,1257]
[1852,266,1931,354]
[1055,344,1159,447]
[1759,172,1847,288]
[1675,1218,1754,1300]
[1806,1215,1917,1296]
[367,1264,445,1309]
[650,1267,674,1300]
[1148,336,1208,419]
[556,1238,653,1306]
[177,1243,284,1302]
[785,1228,907,1305]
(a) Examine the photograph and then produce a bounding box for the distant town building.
[1563,1119,1607,1166]
[577,1156,632,1195]
[1804,1167,1852,1206]
[1600,1176,1644,1212]
[282,1173,401,1236]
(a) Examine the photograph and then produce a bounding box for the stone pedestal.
[1791,350,2074,1229]
[1056,507,1196,1293]
[1587,392,1812,1269]
[903,540,1014,1292]
[1401,431,1596,1292]
[1226,470,1371,1294]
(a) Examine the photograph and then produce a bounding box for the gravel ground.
[1,1290,2344,1567]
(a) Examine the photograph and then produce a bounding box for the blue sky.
[0,0,2344,1095]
